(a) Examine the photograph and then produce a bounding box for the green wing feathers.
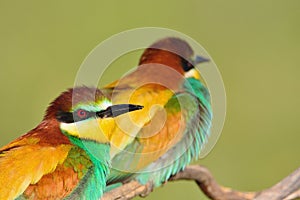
[108,77,212,186]
[0,135,110,200]
[135,77,212,186]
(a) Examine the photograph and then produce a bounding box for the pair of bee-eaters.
[0,37,212,199]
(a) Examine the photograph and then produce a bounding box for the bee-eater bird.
[0,86,143,200]
[103,37,212,188]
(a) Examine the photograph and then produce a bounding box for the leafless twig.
[102,165,300,200]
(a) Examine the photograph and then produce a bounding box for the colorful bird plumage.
[104,37,212,187]
[0,37,212,199]
[0,87,142,199]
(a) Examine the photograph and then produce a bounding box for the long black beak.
[96,104,143,118]
[193,55,210,65]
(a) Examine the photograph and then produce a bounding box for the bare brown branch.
[102,165,300,200]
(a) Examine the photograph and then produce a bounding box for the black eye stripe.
[56,111,75,123]
[73,110,96,122]
[56,110,96,123]
[181,58,194,72]
[56,104,143,123]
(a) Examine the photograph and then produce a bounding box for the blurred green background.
[0,1,299,199]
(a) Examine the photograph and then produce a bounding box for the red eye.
[77,109,87,119]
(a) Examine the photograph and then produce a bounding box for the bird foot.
[139,181,154,198]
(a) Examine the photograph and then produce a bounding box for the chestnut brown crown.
[44,86,105,121]
[139,37,195,74]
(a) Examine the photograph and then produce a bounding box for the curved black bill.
[96,104,144,118]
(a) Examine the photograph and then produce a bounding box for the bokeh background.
[0,1,299,199]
